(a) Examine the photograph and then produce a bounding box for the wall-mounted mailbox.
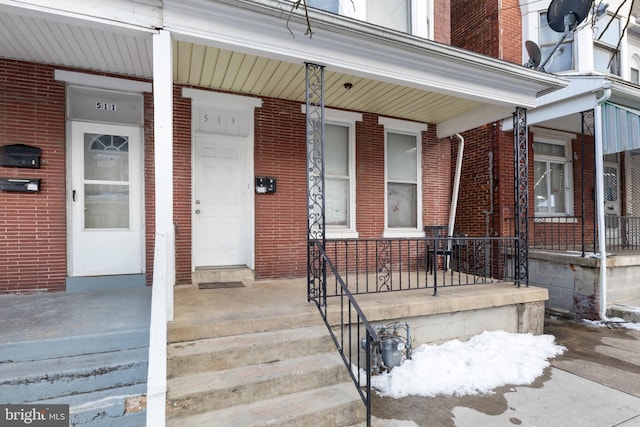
[255,176,276,194]
[0,144,42,168]
[0,177,41,192]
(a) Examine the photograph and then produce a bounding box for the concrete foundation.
[529,250,640,319]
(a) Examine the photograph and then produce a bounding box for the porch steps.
[0,334,148,427]
[166,325,366,427]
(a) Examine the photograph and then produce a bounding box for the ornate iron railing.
[308,239,379,427]
[505,215,640,254]
[319,236,519,297]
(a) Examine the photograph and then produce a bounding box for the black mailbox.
[0,177,41,192]
[256,177,276,194]
[0,144,42,168]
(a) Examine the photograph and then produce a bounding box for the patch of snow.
[371,330,565,399]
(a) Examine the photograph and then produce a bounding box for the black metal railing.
[308,239,379,427]
[321,237,519,296]
[608,216,640,251]
[505,215,640,255]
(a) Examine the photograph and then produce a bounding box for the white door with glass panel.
[70,122,143,276]
[193,135,250,267]
[604,162,621,246]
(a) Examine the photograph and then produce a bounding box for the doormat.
[198,281,245,289]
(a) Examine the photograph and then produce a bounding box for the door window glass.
[84,133,130,229]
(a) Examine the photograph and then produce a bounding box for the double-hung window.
[538,12,574,72]
[302,106,361,238]
[381,117,427,237]
[306,0,429,38]
[594,14,621,76]
[533,129,574,216]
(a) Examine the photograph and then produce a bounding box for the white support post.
[146,29,174,427]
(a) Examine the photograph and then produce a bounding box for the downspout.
[448,134,465,241]
[595,86,612,321]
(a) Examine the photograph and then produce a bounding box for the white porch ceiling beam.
[164,0,566,110]
[0,0,161,34]
[502,92,597,132]
[437,105,515,138]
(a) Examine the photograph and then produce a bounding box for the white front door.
[604,162,621,247]
[69,121,144,276]
[193,135,251,267]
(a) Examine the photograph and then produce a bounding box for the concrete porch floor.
[0,286,152,347]
[169,278,549,344]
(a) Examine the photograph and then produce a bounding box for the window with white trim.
[593,14,621,76]
[533,131,574,216]
[306,0,430,38]
[381,117,426,236]
[539,11,574,72]
[631,55,640,84]
[325,122,357,237]
[302,106,361,238]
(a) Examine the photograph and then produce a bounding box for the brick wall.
[0,60,67,292]
[450,0,522,64]
[0,59,453,288]
[252,98,451,279]
[434,0,452,44]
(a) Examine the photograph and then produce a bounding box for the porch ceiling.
[0,9,483,126]
[0,0,568,137]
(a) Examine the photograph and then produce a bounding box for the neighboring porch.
[501,212,640,318]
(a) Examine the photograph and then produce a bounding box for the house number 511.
[96,102,117,111]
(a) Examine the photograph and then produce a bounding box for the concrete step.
[192,267,254,285]
[167,325,334,377]
[36,384,147,427]
[1,329,149,363]
[167,311,322,343]
[0,347,148,403]
[607,302,640,323]
[167,351,350,418]
[166,383,365,427]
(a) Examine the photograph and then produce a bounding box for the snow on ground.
[371,330,565,399]
[582,317,640,330]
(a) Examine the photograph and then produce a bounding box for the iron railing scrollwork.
[306,62,326,301]
[308,239,379,427]
[581,110,597,254]
[513,107,529,287]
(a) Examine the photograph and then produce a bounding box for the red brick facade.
[0,59,453,292]
[0,61,67,292]
[450,1,598,246]
[451,0,522,63]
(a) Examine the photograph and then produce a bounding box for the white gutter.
[448,134,464,241]
[594,85,612,321]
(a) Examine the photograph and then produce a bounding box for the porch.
[505,215,640,317]
[164,276,548,426]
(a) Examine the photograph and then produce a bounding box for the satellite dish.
[525,40,542,68]
[547,0,592,33]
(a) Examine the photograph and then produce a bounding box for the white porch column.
[153,29,175,318]
[147,28,174,427]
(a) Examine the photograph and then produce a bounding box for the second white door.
[193,135,251,267]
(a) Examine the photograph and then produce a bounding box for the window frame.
[309,0,431,38]
[381,117,427,238]
[593,13,621,76]
[532,128,575,217]
[301,106,362,239]
[538,11,574,72]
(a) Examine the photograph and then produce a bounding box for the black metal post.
[305,63,326,301]
[513,107,529,287]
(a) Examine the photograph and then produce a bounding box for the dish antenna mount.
[525,0,593,71]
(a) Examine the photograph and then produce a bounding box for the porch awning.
[603,102,640,154]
